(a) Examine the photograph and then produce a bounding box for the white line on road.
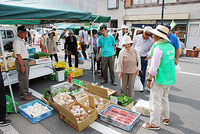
[180,71,200,76]
[29,88,121,134]
[0,124,19,134]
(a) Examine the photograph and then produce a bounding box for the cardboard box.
[186,50,199,57]
[78,95,110,114]
[110,101,134,110]
[57,102,97,132]
[88,83,117,98]
[49,100,59,113]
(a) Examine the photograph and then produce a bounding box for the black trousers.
[116,47,122,58]
[81,45,87,59]
[68,53,78,68]
[0,71,6,121]
[50,54,58,62]
[64,54,67,61]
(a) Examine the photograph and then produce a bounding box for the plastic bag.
[135,99,150,116]
[78,51,84,64]
[6,95,18,113]
[175,65,181,73]
[134,76,144,91]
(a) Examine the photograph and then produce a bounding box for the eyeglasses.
[145,33,152,36]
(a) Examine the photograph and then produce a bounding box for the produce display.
[70,105,92,123]
[23,102,50,117]
[72,79,89,89]
[53,92,75,108]
[99,105,140,131]
[83,97,104,109]
[71,89,88,101]
[32,52,50,59]
[107,94,133,107]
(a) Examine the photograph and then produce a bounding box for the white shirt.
[118,31,127,49]
[13,37,29,59]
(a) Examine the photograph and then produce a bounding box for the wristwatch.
[147,79,152,82]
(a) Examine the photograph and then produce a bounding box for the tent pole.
[0,33,17,113]
[90,21,95,82]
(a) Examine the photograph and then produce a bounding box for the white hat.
[144,26,152,32]
[121,25,127,29]
[68,29,73,34]
[150,25,170,41]
[123,36,132,45]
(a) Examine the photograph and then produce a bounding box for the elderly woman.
[65,29,78,68]
[46,30,58,62]
[117,36,141,98]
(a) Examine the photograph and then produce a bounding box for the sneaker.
[100,80,108,84]
[99,76,103,79]
[0,119,11,127]
[142,122,160,130]
[111,81,117,86]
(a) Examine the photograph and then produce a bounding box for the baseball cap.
[17,26,27,32]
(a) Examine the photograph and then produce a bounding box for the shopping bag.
[175,64,181,73]
[134,98,150,116]
[78,51,85,64]
[134,76,144,91]
[6,95,18,113]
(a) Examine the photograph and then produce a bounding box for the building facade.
[97,0,200,48]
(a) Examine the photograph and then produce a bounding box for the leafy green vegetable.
[32,52,50,59]
[108,94,133,107]
[44,88,50,100]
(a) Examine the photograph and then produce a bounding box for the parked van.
[0,25,17,50]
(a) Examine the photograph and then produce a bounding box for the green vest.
[153,42,176,85]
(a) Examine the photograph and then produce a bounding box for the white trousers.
[149,81,170,127]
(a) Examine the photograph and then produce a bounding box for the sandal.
[163,119,169,126]
[142,122,160,130]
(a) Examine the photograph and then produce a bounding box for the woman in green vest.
[142,25,176,130]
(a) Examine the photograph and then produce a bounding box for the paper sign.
[110,96,118,104]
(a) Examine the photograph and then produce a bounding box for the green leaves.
[32,52,50,59]
[108,94,133,107]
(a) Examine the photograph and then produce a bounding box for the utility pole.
[161,0,165,24]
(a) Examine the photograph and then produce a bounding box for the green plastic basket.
[64,70,68,78]
[49,73,56,81]
[6,95,18,113]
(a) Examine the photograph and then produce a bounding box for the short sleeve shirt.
[168,33,179,49]
[79,30,85,43]
[98,34,116,57]
[13,37,29,59]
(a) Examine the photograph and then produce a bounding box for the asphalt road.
[2,49,200,134]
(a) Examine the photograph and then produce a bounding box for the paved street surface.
[1,46,200,134]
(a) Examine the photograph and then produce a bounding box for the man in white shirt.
[79,26,87,60]
[116,25,128,57]
[13,26,33,101]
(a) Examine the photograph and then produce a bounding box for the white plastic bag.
[135,99,150,116]
[134,76,144,91]
[175,64,181,73]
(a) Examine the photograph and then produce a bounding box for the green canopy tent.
[55,24,77,30]
[0,0,93,113]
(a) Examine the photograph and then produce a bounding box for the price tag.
[110,96,118,104]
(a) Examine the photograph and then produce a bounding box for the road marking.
[0,124,19,134]
[29,88,121,134]
[180,71,200,76]
[89,121,121,134]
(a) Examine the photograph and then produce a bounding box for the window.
[0,30,6,39]
[132,0,158,5]
[107,0,118,9]
[6,30,14,38]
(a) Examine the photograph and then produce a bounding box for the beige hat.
[121,24,127,29]
[123,36,132,45]
[144,26,152,32]
[150,25,170,41]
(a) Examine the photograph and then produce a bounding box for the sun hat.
[144,26,152,32]
[68,29,73,34]
[48,30,55,36]
[175,31,179,34]
[121,24,127,29]
[150,25,170,41]
[17,26,27,32]
[123,36,132,45]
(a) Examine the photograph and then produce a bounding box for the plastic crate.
[27,47,36,55]
[64,70,68,78]
[65,67,83,77]
[99,104,140,131]
[49,73,56,81]
[19,100,54,123]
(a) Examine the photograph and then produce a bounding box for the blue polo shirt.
[168,33,179,49]
[98,34,116,57]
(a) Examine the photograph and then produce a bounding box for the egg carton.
[19,100,54,123]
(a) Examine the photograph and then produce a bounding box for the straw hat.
[123,36,132,45]
[144,26,152,32]
[48,30,55,36]
[150,25,170,41]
